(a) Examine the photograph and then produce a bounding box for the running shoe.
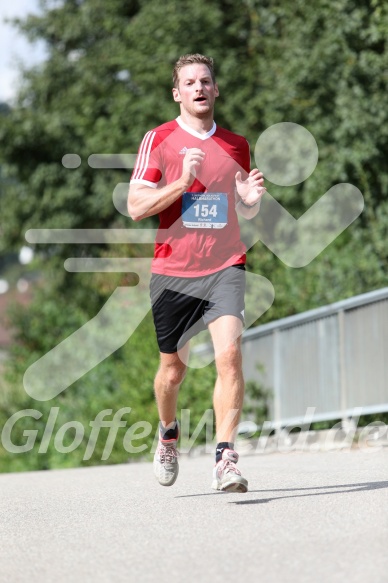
[211,449,248,493]
[153,438,179,486]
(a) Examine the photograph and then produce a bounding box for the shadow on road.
[175,480,388,504]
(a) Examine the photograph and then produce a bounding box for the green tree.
[0,0,387,471]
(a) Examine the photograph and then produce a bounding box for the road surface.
[0,448,387,582]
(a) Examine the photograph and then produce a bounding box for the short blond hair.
[172,54,216,88]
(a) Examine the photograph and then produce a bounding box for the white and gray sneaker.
[153,438,179,487]
[211,449,248,493]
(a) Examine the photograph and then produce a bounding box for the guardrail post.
[338,309,348,425]
[273,328,282,434]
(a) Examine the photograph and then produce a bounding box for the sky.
[0,0,46,103]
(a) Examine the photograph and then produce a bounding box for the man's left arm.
[235,168,266,219]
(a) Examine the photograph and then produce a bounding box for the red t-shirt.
[130,116,250,277]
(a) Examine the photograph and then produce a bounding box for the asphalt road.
[0,448,387,583]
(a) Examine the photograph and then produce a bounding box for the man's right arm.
[128,177,189,222]
[128,148,205,221]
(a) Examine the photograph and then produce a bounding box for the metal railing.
[240,287,388,428]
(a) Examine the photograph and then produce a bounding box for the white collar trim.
[176,116,216,140]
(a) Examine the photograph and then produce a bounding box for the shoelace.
[217,459,241,476]
[158,442,179,464]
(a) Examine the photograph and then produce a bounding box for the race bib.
[181,192,228,229]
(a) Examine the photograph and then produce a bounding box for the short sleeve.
[130,130,162,188]
[242,138,251,176]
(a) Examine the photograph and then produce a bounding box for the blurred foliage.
[242,376,271,428]
[0,0,387,471]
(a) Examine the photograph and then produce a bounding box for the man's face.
[172,63,219,117]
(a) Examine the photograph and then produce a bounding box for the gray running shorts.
[150,264,245,354]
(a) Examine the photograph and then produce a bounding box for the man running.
[128,53,265,492]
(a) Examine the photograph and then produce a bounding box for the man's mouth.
[194,96,207,102]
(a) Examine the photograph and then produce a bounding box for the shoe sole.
[158,473,179,487]
[211,479,248,493]
[154,464,179,487]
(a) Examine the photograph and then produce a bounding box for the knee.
[161,362,187,388]
[215,343,242,377]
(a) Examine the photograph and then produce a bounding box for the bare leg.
[153,344,189,428]
[153,346,189,487]
[208,315,244,444]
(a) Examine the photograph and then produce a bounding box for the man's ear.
[172,87,181,103]
[214,83,219,98]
